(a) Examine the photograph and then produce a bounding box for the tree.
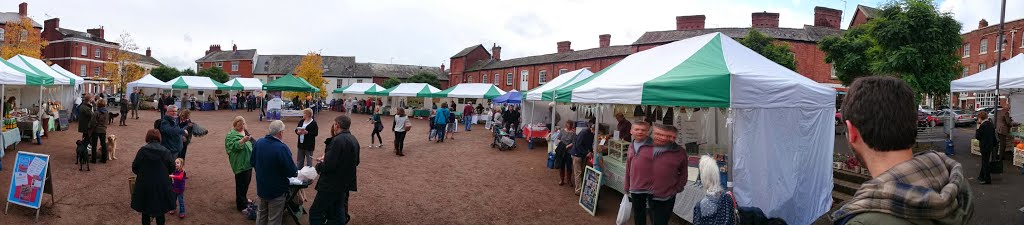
[181,68,197,76]
[382,77,401,88]
[739,29,796,70]
[151,66,181,82]
[407,72,441,89]
[1,17,48,59]
[820,0,961,103]
[292,52,327,98]
[198,67,229,83]
[105,32,142,93]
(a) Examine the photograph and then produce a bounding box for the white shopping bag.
[616,195,632,225]
[297,166,318,181]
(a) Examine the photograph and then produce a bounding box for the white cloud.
[940,0,1024,33]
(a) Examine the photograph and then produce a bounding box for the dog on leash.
[107,135,118,161]
[108,112,120,125]
[76,140,90,171]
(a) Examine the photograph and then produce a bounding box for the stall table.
[2,127,20,150]
[17,120,42,144]
[412,109,431,118]
[522,125,549,149]
[200,102,216,111]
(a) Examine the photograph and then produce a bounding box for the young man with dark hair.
[831,76,973,224]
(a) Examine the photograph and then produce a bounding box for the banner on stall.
[6,151,49,210]
[578,166,603,216]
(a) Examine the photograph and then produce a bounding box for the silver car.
[935,110,975,126]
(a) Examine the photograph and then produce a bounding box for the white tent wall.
[1010,94,1024,120]
[730,107,834,225]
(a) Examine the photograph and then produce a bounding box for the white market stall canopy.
[166,76,229,90]
[127,74,172,89]
[0,58,52,85]
[8,55,71,85]
[430,83,506,99]
[333,83,385,95]
[371,83,441,97]
[224,78,264,91]
[950,53,1024,93]
[524,68,593,101]
[49,64,85,86]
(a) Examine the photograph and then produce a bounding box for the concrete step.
[833,168,871,184]
[833,179,861,196]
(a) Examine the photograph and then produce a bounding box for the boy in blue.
[433,103,450,142]
[250,120,298,225]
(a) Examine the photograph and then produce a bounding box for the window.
[107,51,112,60]
[830,65,838,79]
[963,43,970,57]
[1000,34,1007,51]
[217,62,223,68]
[494,74,500,85]
[356,79,363,83]
[337,79,343,88]
[468,75,474,83]
[980,38,988,54]
[0,28,5,42]
[79,65,86,76]
[978,92,997,108]
[19,30,26,42]
[539,70,547,84]
[81,46,88,56]
[506,73,513,86]
[558,69,568,75]
[231,61,239,71]
[482,73,488,83]
[94,49,101,58]
[979,63,987,72]
[962,66,969,78]
[93,67,100,76]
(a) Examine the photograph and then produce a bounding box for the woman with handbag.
[692,155,736,225]
[976,111,996,184]
[554,121,576,186]
[393,108,411,156]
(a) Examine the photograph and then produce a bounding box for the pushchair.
[491,124,516,151]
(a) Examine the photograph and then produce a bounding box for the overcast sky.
[11,0,1022,70]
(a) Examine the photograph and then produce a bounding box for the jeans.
[71,104,79,121]
[234,169,252,211]
[230,103,236,111]
[141,213,166,225]
[176,193,186,214]
[90,132,107,162]
[435,123,447,141]
[464,115,473,131]
[257,195,286,225]
[296,148,313,168]
[629,193,675,225]
[308,191,350,225]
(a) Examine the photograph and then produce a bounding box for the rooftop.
[128,51,164,67]
[254,55,357,76]
[465,45,633,72]
[0,12,40,27]
[57,28,118,45]
[196,49,257,63]
[633,25,842,45]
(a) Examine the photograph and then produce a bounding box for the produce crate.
[972,139,981,156]
[1014,148,1024,168]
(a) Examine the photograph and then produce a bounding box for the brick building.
[0,2,42,45]
[954,17,1024,110]
[253,54,447,91]
[195,44,256,78]
[128,47,165,74]
[40,17,120,93]
[449,6,845,92]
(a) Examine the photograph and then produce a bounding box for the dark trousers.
[371,129,382,145]
[434,124,447,141]
[394,131,407,153]
[120,111,128,125]
[980,150,992,183]
[131,102,140,118]
[234,169,253,211]
[179,143,188,159]
[630,193,675,225]
[998,134,1010,159]
[308,191,349,225]
[142,213,166,225]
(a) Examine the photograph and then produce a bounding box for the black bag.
[990,152,1004,174]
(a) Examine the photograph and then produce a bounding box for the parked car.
[935,109,975,126]
[919,105,936,115]
[918,111,941,127]
[835,110,842,126]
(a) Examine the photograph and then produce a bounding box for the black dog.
[108,112,120,125]
[75,140,90,171]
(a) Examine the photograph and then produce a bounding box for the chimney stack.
[43,18,59,32]
[146,47,151,57]
[557,41,572,53]
[232,44,237,51]
[86,27,105,39]
[440,64,446,74]
[18,2,27,17]
[206,44,222,55]
[676,15,706,30]
[599,34,611,48]
[751,12,780,28]
[813,7,842,29]
[979,19,989,29]
[491,44,501,61]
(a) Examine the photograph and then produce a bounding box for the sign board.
[578,166,603,216]
[6,151,49,210]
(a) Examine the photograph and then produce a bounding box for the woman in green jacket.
[225,116,254,213]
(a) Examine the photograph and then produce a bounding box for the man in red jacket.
[624,123,687,225]
[463,102,475,131]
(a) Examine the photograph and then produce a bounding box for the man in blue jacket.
[434,103,450,142]
[251,120,298,225]
[157,105,186,158]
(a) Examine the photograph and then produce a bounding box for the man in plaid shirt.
[832,76,973,225]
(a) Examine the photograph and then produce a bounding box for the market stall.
[367,83,440,115]
[48,64,84,111]
[334,83,388,114]
[950,53,1024,165]
[165,76,232,110]
[6,55,67,142]
[549,32,835,225]
[223,78,264,91]
[431,83,505,124]
[0,57,54,147]
[262,73,321,120]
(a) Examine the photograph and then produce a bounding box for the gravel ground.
[0,109,626,224]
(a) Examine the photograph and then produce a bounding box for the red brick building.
[196,44,256,78]
[0,3,42,45]
[39,17,120,93]
[953,17,1024,110]
[450,6,846,92]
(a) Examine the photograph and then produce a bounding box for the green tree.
[407,72,441,89]
[198,67,230,83]
[820,0,961,102]
[739,29,796,70]
[151,66,181,82]
[382,77,401,88]
[181,68,197,76]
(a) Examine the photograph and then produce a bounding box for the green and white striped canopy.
[49,64,85,86]
[524,68,593,101]
[223,78,264,91]
[8,55,68,85]
[167,76,231,90]
[552,32,833,109]
[333,83,384,95]
[0,58,53,86]
[369,83,441,97]
[430,83,505,99]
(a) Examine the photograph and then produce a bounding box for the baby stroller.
[491,124,516,151]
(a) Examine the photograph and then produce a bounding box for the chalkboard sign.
[578,166,603,216]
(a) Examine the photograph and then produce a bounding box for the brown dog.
[107,135,118,160]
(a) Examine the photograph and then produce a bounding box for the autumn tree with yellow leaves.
[0,17,47,59]
[289,52,327,99]
[104,32,143,93]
